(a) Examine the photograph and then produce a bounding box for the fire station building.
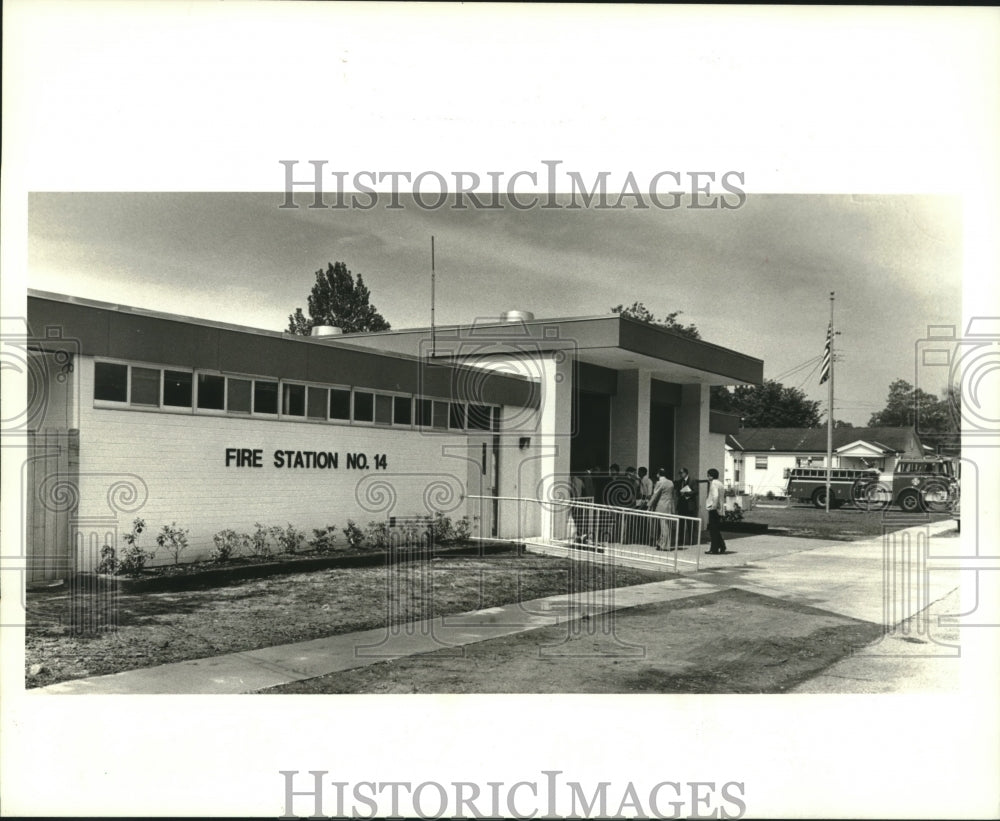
[23,290,761,580]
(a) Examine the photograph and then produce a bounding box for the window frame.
[91,360,497,436]
[92,359,131,406]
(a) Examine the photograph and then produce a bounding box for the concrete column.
[675,383,715,528]
[609,369,651,469]
[636,370,651,469]
[536,353,574,539]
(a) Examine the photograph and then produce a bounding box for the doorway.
[571,390,611,472]
[648,403,675,476]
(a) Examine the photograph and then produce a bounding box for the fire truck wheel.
[812,488,828,509]
[898,490,921,513]
[921,480,951,513]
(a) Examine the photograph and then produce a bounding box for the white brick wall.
[73,357,538,568]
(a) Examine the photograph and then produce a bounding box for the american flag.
[819,323,832,385]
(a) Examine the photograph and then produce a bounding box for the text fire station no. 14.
[225,448,388,470]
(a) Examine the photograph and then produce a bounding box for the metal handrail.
[468,494,702,571]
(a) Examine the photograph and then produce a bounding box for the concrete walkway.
[31,519,962,695]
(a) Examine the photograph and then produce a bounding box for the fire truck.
[785,467,878,509]
[786,457,958,512]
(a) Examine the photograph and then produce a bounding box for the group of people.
[570,463,728,555]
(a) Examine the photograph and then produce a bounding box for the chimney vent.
[311,325,343,337]
[500,310,534,323]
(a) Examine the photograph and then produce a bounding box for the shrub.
[426,512,473,544]
[99,518,154,576]
[723,504,744,523]
[309,526,339,553]
[155,522,190,564]
[428,512,455,544]
[212,529,247,562]
[248,522,277,558]
[365,520,392,550]
[274,523,305,555]
[342,519,365,550]
[453,515,472,542]
[765,490,775,500]
[96,544,118,575]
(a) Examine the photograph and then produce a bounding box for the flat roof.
[27,289,764,388]
[337,312,764,386]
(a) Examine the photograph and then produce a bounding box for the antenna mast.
[431,235,436,358]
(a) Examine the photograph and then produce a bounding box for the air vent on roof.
[311,325,343,337]
[500,310,534,323]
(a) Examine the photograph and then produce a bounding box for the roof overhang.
[337,314,764,387]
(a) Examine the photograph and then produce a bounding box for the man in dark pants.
[705,468,728,555]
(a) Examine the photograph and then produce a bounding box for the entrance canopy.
[334,313,763,386]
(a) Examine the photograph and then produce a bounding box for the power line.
[793,357,823,391]
[772,355,823,382]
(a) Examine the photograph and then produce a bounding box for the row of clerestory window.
[93,361,499,431]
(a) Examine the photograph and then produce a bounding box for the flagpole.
[825,291,835,512]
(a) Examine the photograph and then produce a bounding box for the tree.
[611,301,701,340]
[867,379,953,432]
[868,380,961,455]
[287,262,391,335]
[710,380,823,428]
[834,419,855,428]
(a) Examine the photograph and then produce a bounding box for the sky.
[28,191,962,427]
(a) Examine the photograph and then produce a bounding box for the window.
[94,362,128,402]
[254,380,278,414]
[353,391,374,422]
[417,398,433,428]
[329,388,351,420]
[307,386,328,420]
[449,402,466,430]
[393,396,412,426]
[163,370,192,407]
[282,383,305,417]
[197,374,225,410]
[131,367,161,406]
[374,394,393,425]
[467,404,492,431]
[228,378,252,413]
[755,456,768,470]
[432,400,449,430]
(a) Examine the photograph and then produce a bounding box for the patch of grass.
[25,552,671,688]
[742,505,951,541]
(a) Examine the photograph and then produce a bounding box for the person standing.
[705,468,728,555]
[637,467,653,508]
[676,467,695,517]
[649,468,676,551]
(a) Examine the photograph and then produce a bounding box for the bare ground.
[262,588,884,694]
[25,552,670,688]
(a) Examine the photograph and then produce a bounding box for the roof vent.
[311,325,343,337]
[500,310,534,323]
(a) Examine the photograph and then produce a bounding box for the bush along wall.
[88,513,494,591]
